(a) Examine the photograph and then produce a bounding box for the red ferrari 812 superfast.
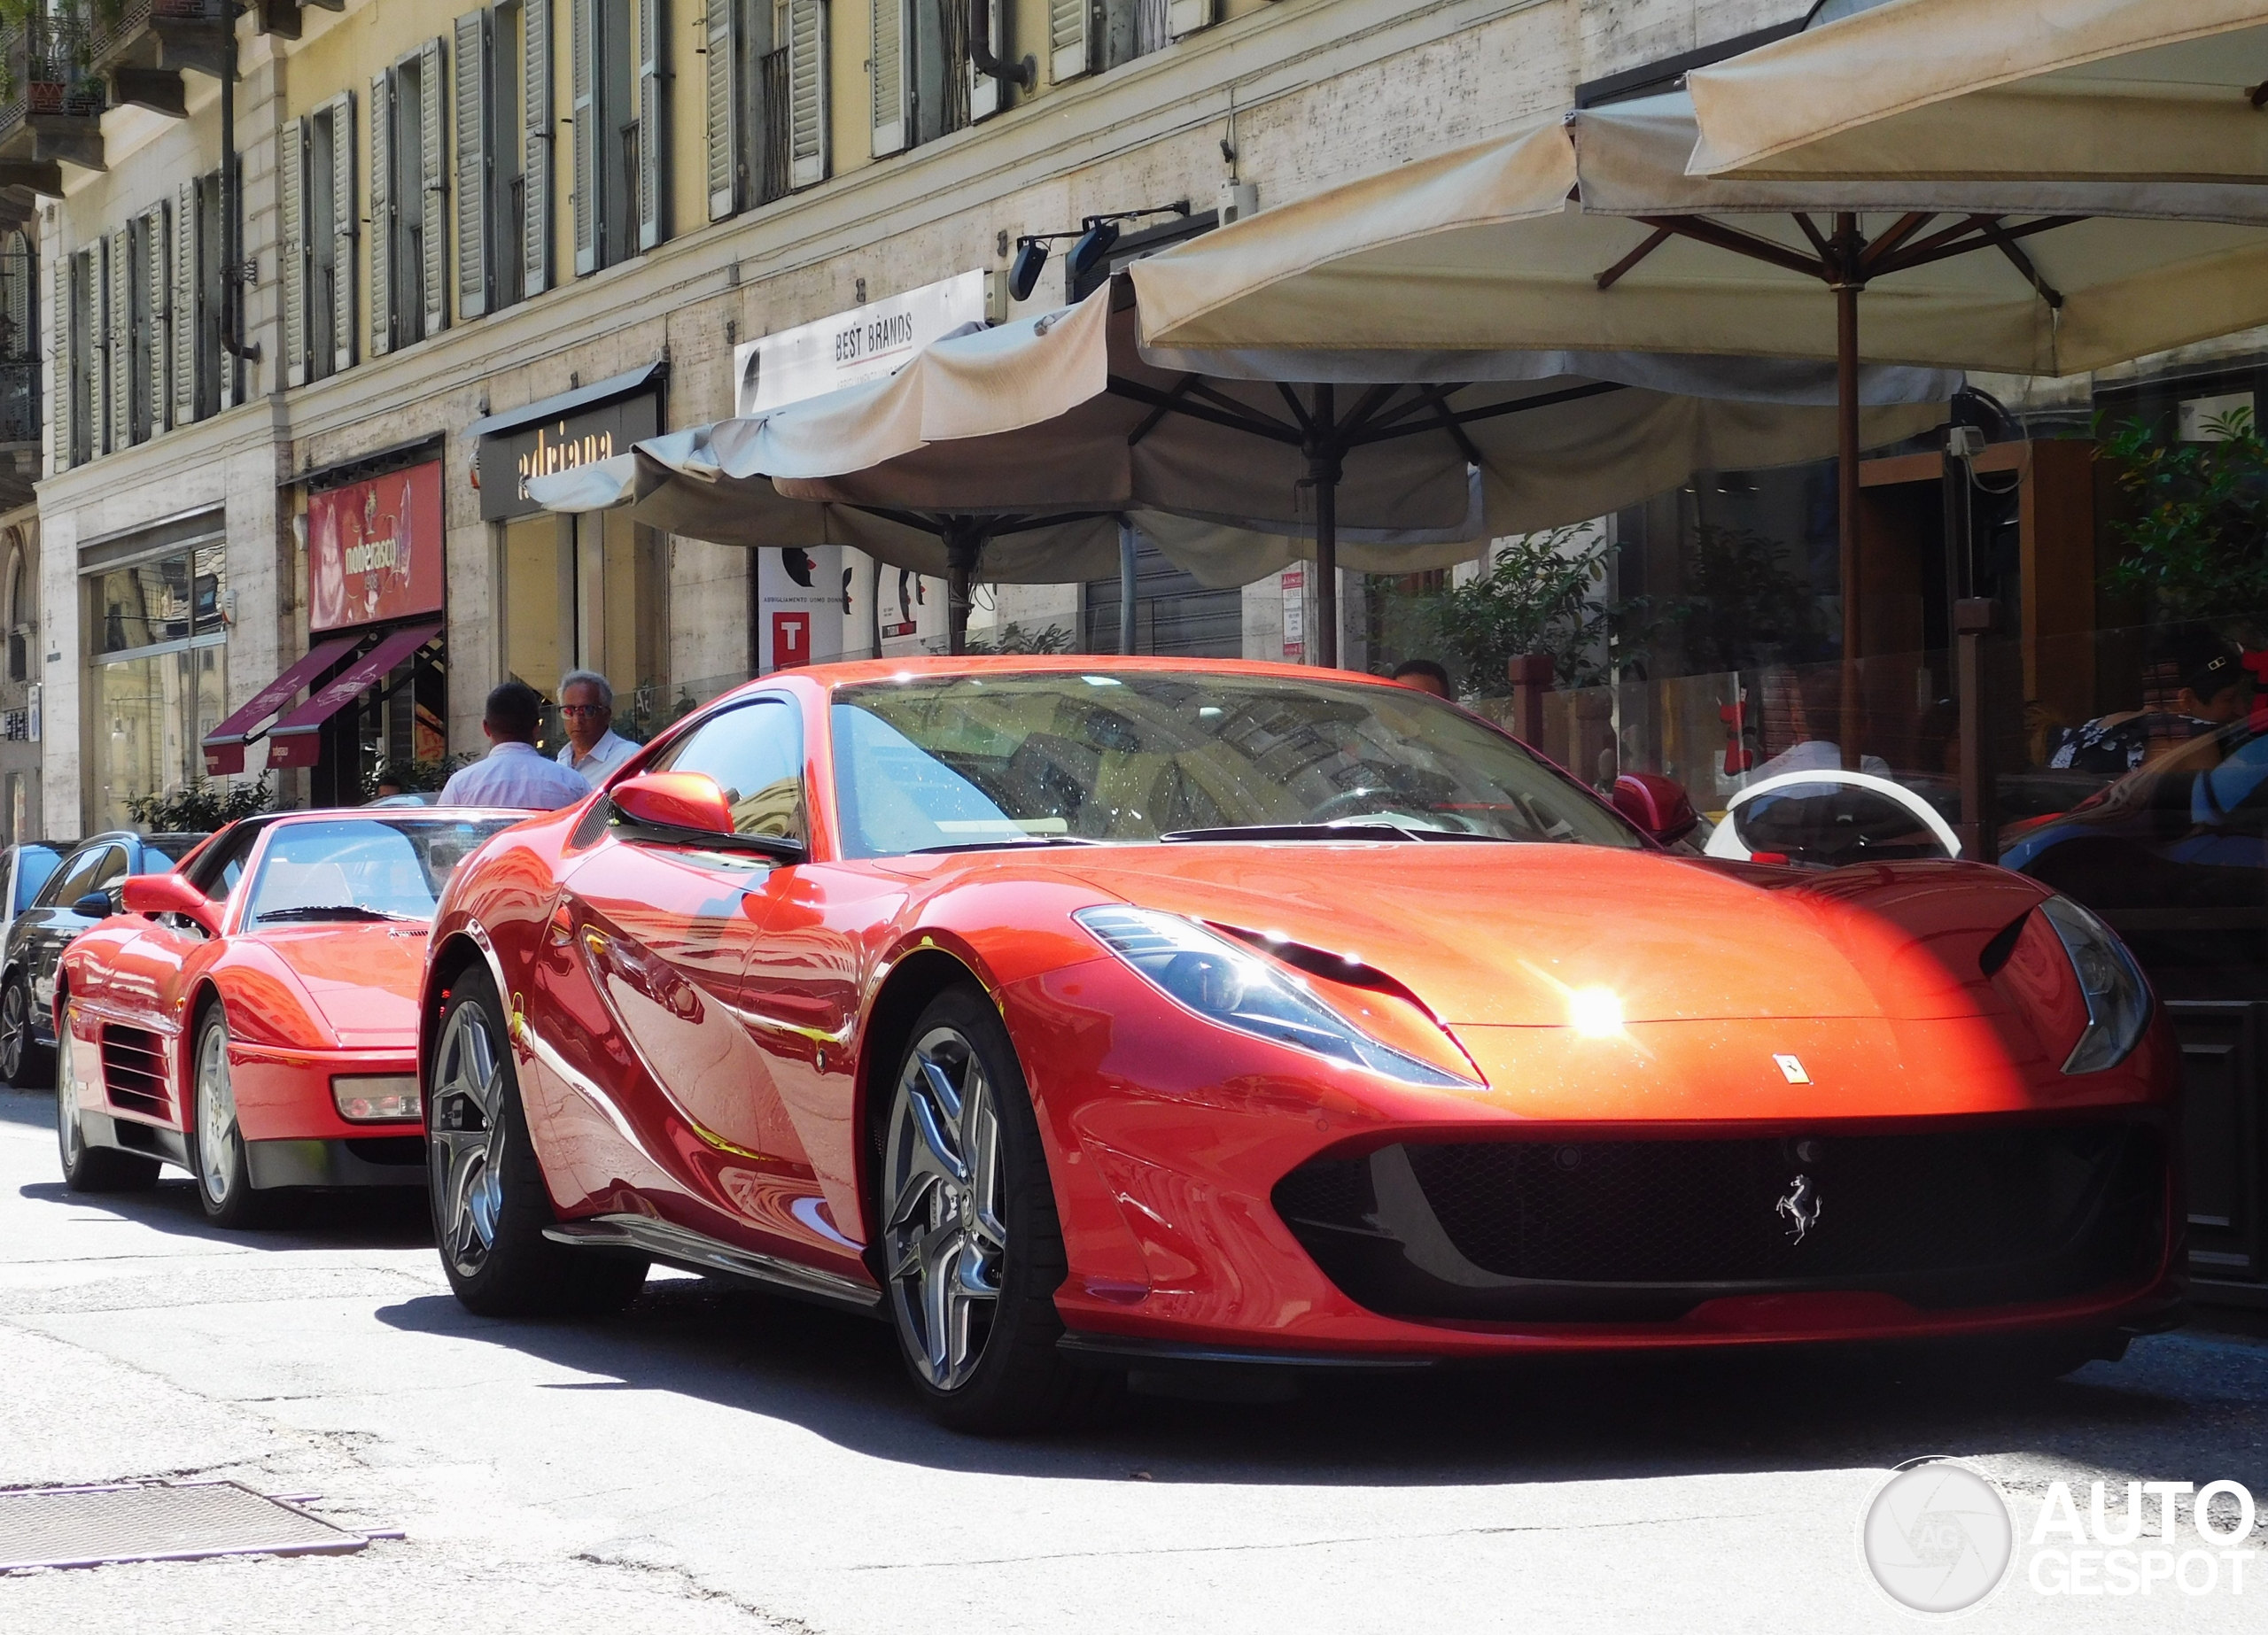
[422,658,2182,1431]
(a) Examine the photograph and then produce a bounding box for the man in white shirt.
[439,681,596,810]
[556,669,641,786]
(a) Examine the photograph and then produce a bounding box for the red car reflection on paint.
[56,810,525,1224]
[420,658,2183,1432]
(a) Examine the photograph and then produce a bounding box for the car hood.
[245,923,427,1046]
[1037,842,2049,1027]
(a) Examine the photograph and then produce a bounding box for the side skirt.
[86,1110,189,1170]
[544,1214,882,1314]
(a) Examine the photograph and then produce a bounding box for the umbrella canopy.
[534,282,1949,660]
[1686,0,2268,184]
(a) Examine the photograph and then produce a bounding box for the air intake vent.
[99,1027,170,1119]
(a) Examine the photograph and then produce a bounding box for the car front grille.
[1272,1120,2167,1323]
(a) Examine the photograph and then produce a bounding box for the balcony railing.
[1,12,102,143]
[0,358,39,446]
[88,0,226,74]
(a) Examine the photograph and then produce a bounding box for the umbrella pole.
[945,523,977,656]
[1835,216,1864,773]
[1118,518,1138,655]
[1311,383,1339,670]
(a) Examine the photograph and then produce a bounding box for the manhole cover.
[0,1481,375,1570]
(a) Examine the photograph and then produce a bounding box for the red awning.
[201,636,361,776]
[265,624,444,771]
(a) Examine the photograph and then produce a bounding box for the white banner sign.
[734,270,995,416]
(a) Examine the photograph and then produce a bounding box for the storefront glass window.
[501,509,666,751]
[86,545,228,829]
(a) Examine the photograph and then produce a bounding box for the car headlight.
[2036,896,2151,1074]
[1074,906,1477,1089]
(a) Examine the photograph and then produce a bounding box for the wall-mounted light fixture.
[1006,202,1192,302]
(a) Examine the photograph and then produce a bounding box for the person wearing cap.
[2050,629,2249,774]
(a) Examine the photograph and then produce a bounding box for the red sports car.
[423,658,2182,1431]
[56,809,523,1224]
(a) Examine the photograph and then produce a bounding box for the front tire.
[879,986,1098,1434]
[55,1011,159,1193]
[427,967,648,1317]
[185,1007,266,1228]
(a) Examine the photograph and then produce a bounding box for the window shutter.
[145,204,169,433]
[787,0,827,188]
[637,0,665,250]
[570,0,595,275]
[370,69,393,356]
[455,10,491,319]
[173,182,198,427]
[869,0,905,159]
[705,0,737,221]
[329,92,358,374]
[421,37,449,337]
[967,0,1001,122]
[281,116,307,385]
[1048,0,1087,83]
[106,230,128,454]
[49,255,67,473]
[524,0,553,296]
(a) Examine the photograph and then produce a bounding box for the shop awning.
[264,624,443,771]
[201,636,361,776]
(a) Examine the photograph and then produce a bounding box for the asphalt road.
[2,1081,2264,1633]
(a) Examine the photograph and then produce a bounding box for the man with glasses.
[556,669,640,785]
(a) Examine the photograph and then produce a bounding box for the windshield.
[245,818,519,926]
[829,671,1640,858]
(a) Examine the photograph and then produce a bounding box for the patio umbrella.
[1131,89,2268,744]
[1686,0,2268,184]
[535,284,1950,660]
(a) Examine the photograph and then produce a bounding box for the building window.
[0,230,36,448]
[172,169,229,426]
[4,535,32,684]
[454,5,525,320]
[283,93,357,385]
[501,509,667,747]
[571,0,665,275]
[65,246,93,468]
[1049,0,1181,86]
[705,0,822,216]
[84,541,229,830]
[373,41,450,355]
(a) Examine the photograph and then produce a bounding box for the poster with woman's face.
[308,462,447,633]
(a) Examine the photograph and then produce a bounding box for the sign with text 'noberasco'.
[309,461,446,634]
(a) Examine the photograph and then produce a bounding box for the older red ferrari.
[56,810,523,1224]
[422,658,2182,1431]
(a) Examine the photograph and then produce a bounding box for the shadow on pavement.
[371,1274,2268,1492]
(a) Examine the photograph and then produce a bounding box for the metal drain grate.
[0,1481,374,1570]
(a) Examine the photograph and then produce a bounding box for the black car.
[0,831,210,1087]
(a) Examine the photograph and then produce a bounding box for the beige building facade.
[19,0,1850,828]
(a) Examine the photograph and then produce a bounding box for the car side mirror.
[1612,772,1698,846]
[74,891,117,920]
[609,771,805,862]
[122,872,222,935]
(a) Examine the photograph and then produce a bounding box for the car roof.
[765,654,1405,690]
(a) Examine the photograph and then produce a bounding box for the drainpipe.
[968,0,1034,91]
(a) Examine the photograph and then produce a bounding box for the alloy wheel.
[195,1019,240,1206]
[0,980,25,1081]
[882,1025,1007,1393]
[54,1033,79,1167]
[430,997,509,1280]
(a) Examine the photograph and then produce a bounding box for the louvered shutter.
[637,0,664,250]
[571,0,595,275]
[144,205,168,432]
[1165,0,1212,38]
[105,231,128,454]
[869,0,905,158]
[1048,0,1087,83]
[967,0,1001,122]
[329,93,357,373]
[524,0,553,296]
[421,38,449,337]
[280,116,307,385]
[705,0,737,220]
[370,70,393,356]
[173,181,197,427]
[49,254,67,473]
[787,0,826,187]
[455,11,491,319]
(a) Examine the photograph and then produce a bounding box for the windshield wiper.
[910,836,1104,855]
[255,904,428,925]
[1161,824,1530,844]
